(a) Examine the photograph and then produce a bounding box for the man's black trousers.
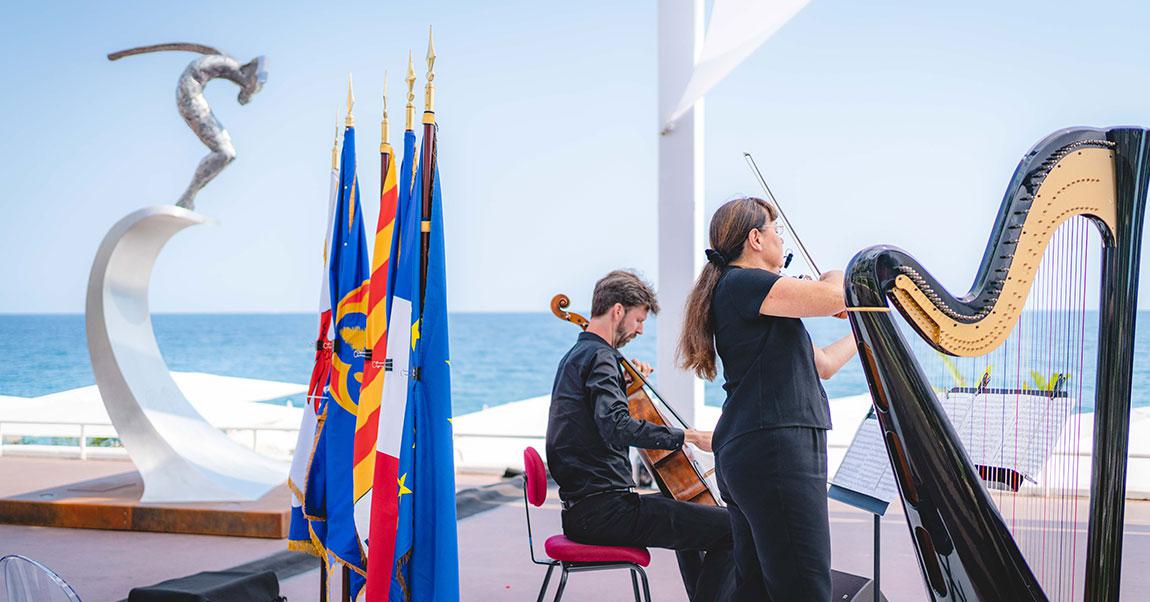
[561,491,734,602]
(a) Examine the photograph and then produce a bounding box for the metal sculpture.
[108,43,267,210]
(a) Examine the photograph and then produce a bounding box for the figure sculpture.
[108,43,267,210]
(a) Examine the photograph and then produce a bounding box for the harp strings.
[899,217,1097,601]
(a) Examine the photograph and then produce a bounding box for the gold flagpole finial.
[424,26,436,115]
[332,117,340,170]
[380,71,390,152]
[405,51,416,131]
[345,73,355,127]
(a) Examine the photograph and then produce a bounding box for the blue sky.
[3,1,1150,313]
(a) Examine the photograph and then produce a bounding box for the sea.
[2,312,1149,416]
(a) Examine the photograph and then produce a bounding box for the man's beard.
[614,323,637,349]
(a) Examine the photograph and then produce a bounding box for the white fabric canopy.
[665,0,811,126]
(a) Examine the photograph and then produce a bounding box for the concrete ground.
[5,457,1150,601]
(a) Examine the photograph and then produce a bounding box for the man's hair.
[591,270,660,317]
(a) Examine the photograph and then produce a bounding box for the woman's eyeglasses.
[757,223,784,236]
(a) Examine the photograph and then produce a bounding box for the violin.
[550,294,720,506]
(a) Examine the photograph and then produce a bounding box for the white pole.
[657,0,705,425]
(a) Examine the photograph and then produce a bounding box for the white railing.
[217,425,300,457]
[0,419,300,460]
[0,420,118,460]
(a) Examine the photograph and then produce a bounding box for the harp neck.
[875,141,1118,357]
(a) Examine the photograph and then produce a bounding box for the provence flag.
[305,119,370,598]
[365,127,418,602]
[391,124,459,601]
[288,130,341,555]
[353,133,400,551]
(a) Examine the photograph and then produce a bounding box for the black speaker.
[832,569,887,602]
[127,570,284,602]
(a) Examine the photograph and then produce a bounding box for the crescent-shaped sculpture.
[85,206,287,502]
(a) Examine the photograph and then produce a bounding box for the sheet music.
[831,413,899,503]
[831,388,1075,502]
[941,388,1074,483]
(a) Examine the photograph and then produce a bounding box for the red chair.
[522,446,651,602]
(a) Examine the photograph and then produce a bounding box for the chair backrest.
[1,555,82,602]
[523,446,547,507]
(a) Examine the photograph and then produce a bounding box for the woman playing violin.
[678,197,856,601]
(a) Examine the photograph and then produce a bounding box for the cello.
[550,294,720,506]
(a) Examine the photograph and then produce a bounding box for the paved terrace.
[4,457,1150,601]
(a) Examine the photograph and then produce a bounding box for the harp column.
[657,0,705,424]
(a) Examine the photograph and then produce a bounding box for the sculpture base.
[0,471,289,539]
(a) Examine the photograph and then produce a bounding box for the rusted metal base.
[0,471,289,538]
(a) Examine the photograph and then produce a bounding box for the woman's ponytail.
[676,197,778,380]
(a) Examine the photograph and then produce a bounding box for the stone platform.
[0,469,290,538]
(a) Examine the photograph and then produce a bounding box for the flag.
[288,127,341,556]
[305,117,370,599]
[353,130,400,551]
[365,127,418,602]
[390,117,459,601]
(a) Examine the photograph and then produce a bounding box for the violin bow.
[743,152,821,277]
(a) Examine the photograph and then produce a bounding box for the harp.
[845,126,1150,601]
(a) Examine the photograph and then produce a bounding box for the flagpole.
[420,26,437,296]
[381,72,392,189]
[406,51,416,134]
[332,121,340,172]
[346,73,355,127]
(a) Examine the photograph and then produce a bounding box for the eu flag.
[306,118,370,598]
[390,123,459,601]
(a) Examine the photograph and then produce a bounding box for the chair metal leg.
[536,563,556,602]
[553,565,570,601]
[636,566,652,602]
[630,568,641,602]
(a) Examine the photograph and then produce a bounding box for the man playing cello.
[545,270,734,601]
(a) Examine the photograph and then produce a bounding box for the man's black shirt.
[545,331,685,502]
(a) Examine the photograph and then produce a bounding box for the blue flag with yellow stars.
[390,121,459,601]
